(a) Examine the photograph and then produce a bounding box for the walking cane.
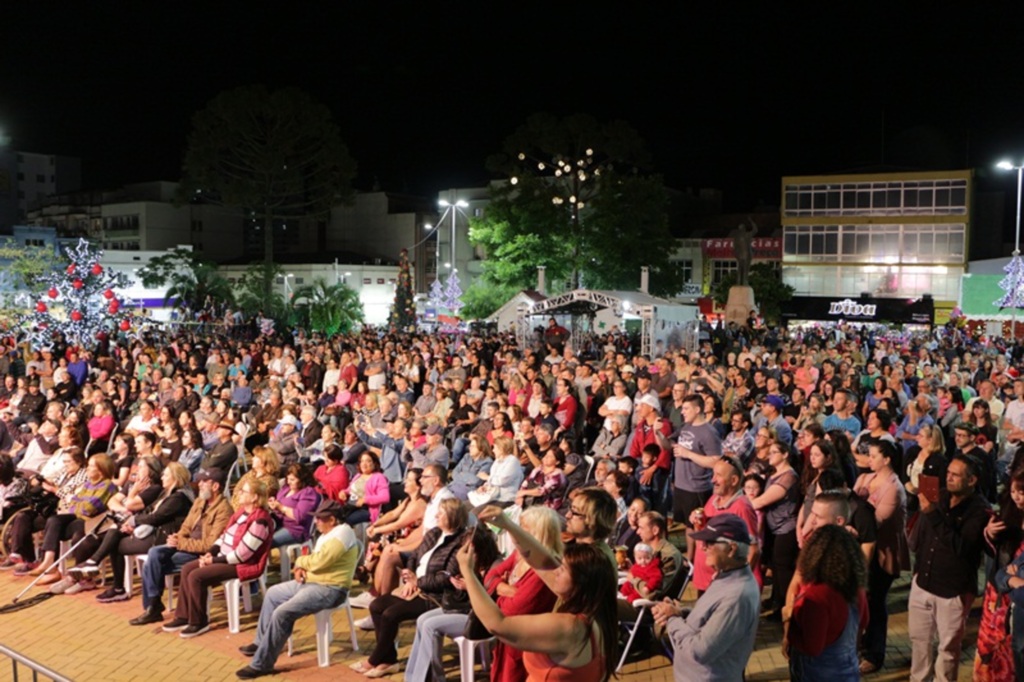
[13,511,112,603]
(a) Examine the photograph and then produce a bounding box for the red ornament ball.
[47,287,58,299]
[35,302,47,313]
[119,319,130,331]
[72,279,83,290]
[91,263,103,276]
[66,264,76,275]
[70,310,83,322]
[108,300,120,314]
[103,289,114,300]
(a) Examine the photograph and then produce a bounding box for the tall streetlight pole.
[997,160,1024,339]
[283,273,294,303]
[438,195,468,276]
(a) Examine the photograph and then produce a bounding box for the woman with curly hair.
[785,523,868,681]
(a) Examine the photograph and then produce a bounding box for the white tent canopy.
[515,288,699,357]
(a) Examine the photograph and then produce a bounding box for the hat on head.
[217,418,236,431]
[426,424,443,436]
[690,513,752,545]
[195,467,227,487]
[638,394,661,412]
[621,365,635,374]
[763,395,785,411]
[279,415,300,428]
[313,498,344,520]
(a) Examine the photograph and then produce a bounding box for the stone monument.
[725,220,758,326]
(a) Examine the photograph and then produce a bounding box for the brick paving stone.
[0,565,982,681]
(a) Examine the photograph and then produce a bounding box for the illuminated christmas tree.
[996,253,1024,310]
[388,248,416,332]
[19,238,136,347]
[443,269,463,317]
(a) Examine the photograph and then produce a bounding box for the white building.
[0,149,82,230]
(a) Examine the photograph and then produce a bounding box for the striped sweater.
[212,507,273,581]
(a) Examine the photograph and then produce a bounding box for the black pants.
[41,514,83,554]
[862,560,896,667]
[75,528,155,585]
[367,593,432,666]
[8,510,42,559]
[769,528,798,612]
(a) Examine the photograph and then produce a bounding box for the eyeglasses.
[567,506,585,517]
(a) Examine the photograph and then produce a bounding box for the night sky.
[3,3,1024,211]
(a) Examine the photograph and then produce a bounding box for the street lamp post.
[997,160,1024,339]
[438,195,468,276]
[283,273,294,302]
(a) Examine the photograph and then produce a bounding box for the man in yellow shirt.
[236,499,360,679]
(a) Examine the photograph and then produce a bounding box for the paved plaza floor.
[0,555,979,681]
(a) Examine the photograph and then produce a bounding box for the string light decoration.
[388,248,416,332]
[995,252,1024,311]
[18,238,137,347]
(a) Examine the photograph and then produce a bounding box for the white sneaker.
[348,592,376,609]
[65,579,96,595]
[49,576,78,595]
[354,615,375,630]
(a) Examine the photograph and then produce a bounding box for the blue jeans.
[143,544,199,610]
[451,438,470,466]
[404,607,469,682]
[272,527,300,548]
[251,580,347,672]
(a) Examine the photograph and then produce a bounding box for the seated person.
[618,542,663,604]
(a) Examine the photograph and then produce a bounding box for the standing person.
[784,524,868,681]
[651,514,761,681]
[749,439,801,619]
[670,393,722,559]
[853,440,909,674]
[460,512,619,682]
[908,454,991,682]
[690,456,761,594]
[235,500,361,679]
[973,468,1024,681]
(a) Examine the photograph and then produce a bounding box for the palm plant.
[163,261,234,315]
[291,278,363,335]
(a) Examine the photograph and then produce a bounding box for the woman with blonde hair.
[232,445,281,509]
[405,506,561,682]
[161,477,273,638]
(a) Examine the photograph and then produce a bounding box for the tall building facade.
[781,169,970,323]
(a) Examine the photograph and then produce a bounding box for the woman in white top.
[469,436,524,507]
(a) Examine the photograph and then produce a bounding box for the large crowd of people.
[0,317,1022,681]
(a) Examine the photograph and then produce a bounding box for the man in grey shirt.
[653,514,760,681]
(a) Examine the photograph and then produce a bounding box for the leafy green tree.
[292,278,363,335]
[712,262,795,324]
[0,243,60,289]
[472,112,674,295]
[234,262,285,317]
[179,85,356,298]
[461,281,517,320]
[137,247,234,315]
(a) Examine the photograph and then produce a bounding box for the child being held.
[619,542,663,604]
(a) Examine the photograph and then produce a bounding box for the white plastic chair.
[286,540,363,667]
[278,540,313,582]
[453,636,494,682]
[218,569,268,633]
[134,554,180,609]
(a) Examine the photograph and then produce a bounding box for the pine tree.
[20,238,136,347]
[388,248,416,332]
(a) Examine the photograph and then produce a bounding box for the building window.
[16,172,23,181]
[712,260,738,285]
[783,223,965,264]
[35,174,45,183]
[294,277,304,285]
[783,178,968,217]
[677,259,694,284]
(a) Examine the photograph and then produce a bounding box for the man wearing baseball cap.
[754,394,793,449]
[236,499,360,678]
[653,513,760,681]
[129,468,232,626]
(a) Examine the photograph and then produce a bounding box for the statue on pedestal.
[730,219,758,286]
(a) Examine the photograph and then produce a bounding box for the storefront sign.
[781,295,933,325]
[827,299,877,317]
[701,237,782,259]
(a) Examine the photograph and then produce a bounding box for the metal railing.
[0,644,73,682]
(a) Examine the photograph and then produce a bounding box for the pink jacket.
[352,471,390,522]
